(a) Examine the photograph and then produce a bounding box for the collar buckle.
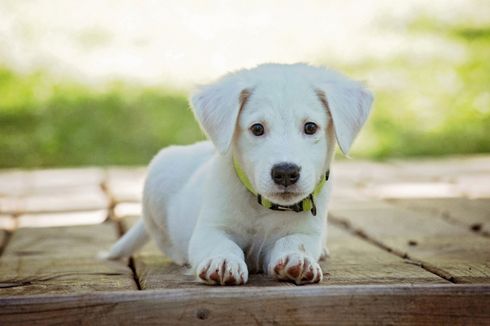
[270,202,304,213]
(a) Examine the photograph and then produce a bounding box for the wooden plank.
[3,223,119,258]
[119,216,296,288]
[0,214,16,231]
[0,185,109,214]
[0,223,137,295]
[0,285,489,325]
[336,156,490,200]
[387,198,490,236]
[0,256,136,296]
[0,170,25,197]
[119,214,446,289]
[362,181,463,199]
[325,224,448,284]
[0,168,104,197]
[0,230,7,254]
[16,210,107,228]
[119,215,200,289]
[330,202,490,283]
[113,202,141,220]
[456,175,490,199]
[105,167,146,203]
[390,155,490,181]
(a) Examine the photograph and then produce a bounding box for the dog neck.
[232,157,329,216]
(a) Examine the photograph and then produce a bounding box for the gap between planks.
[117,213,447,288]
[385,198,490,238]
[328,216,457,284]
[0,230,12,258]
[101,169,143,291]
[111,217,142,291]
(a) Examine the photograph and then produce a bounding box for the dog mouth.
[267,191,306,204]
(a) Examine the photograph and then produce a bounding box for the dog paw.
[196,256,248,285]
[269,253,323,285]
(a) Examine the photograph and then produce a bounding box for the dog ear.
[315,79,373,155]
[190,74,251,154]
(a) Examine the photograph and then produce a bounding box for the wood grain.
[0,229,8,254]
[0,214,16,231]
[0,256,136,296]
[0,223,137,295]
[0,168,104,197]
[0,285,488,325]
[0,157,488,323]
[330,204,490,283]
[3,223,118,258]
[105,167,146,203]
[325,224,448,284]
[387,198,490,236]
[16,210,107,228]
[120,213,446,289]
[0,186,109,215]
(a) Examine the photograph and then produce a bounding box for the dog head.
[191,63,373,206]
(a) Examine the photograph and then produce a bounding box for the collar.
[233,157,329,216]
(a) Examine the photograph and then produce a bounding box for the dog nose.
[271,163,301,187]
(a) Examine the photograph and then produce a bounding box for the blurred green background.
[0,2,489,168]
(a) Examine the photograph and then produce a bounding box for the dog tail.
[101,219,149,260]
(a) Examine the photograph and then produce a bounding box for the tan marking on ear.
[239,88,252,111]
[315,89,332,118]
[232,88,254,141]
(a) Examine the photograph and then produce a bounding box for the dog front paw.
[269,253,323,285]
[196,256,248,285]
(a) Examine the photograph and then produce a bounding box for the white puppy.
[106,63,373,285]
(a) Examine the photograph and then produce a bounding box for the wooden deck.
[0,156,489,325]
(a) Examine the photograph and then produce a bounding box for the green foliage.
[0,19,489,167]
[345,20,490,159]
[0,71,203,167]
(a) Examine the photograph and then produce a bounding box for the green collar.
[233,157,329,216]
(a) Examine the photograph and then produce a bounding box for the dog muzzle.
[233,157,329,216]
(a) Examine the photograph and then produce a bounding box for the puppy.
[106,63,373,285]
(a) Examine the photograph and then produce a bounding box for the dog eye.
[250,123,265,136]
[304,122,318,135]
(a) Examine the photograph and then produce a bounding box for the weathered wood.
[387,198,490,236]
[3,223,118,258]
[16,210,107,228]
[0,285,489,325]
[0,223,137,295]
[0,170,25,197]
[390,155,490,181]
[0,256,136,296]
[0,157,488,323]
[0,230,8,253]
[120,214,446,289]
[325,224,448,284]
[330,203,490,283]
[105,167,146,203]
[335,156,490,200]
[0,214,16,231]
[0,185,109,215]
[0,168,104,197]
[113,202,142,220]
[456,175,490,199]
[363,181,462,199]
[119,216,295,288]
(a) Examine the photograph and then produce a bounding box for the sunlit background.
[1,0,489,167]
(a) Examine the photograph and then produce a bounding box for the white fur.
[106,63,373,285]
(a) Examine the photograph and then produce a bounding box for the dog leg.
[266,234,323,285]
[189,228,248,285]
